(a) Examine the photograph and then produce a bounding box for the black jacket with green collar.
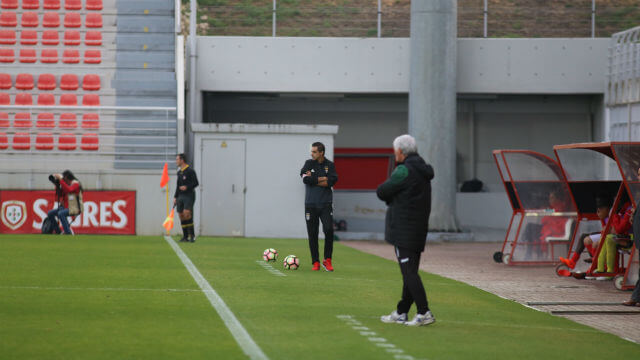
[376,153,434,252]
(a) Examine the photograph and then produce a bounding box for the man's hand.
[317,176,328,187]
[173,198,177,206]
[54,173,62,180]
[179,185,187,191]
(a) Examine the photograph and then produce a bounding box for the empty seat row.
[0,112,99,128]
[0,48,101,63]
[0,111,99,128]
[0,131,99,150]
[0,12,102,28]
[0,92,100,105]
[0,29,101,45]
[0,73,100,90]
[1,0,102,11]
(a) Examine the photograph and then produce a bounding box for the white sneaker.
[405,311,435,326]
[380,310,407,324]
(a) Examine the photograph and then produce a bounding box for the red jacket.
[611,202,633,235]
[58,179,80,209]
[539,216,569,241]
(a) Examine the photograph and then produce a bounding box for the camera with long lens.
[48,174,60,185]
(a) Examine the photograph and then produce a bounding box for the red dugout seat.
[0,92,9,104]
[0,73,10,89]
[21,12,38,27]
[14,112,31,128]
[82,113,99,128]
[19,48,36,63]
[60,93,77,106]
[64,12,80,27]
[37,93,54,106]
[0,131,7,149]
[60,73,77,90]
[22,0,40,9]
[82,74,100,90]
[59,113,76,128]
[84,49,100,64]
[20,30,37,45]
[15,73,34,90]
[42,30,59,45]
[41,48,58,63]
[85,13,102,28]
[82,94,99,106]
[36,133,54,150]
[36,112,55,128]
[64,0,81,10]
[0,111,9,127]
[15,92,32,105]
[12,132,30,150]
[85,30,101,46]
[86,0,102,11]
[43,12,60,27]
[38,73,56,90]
[81,133,98,150]
[63,30,79,45]
[1,0,17,9]
[62,49,79,63]
[0,48,14,62]
[58,133,76,150]
[0,11,17,26]
[0,29,15,44]
[44,0,60,10]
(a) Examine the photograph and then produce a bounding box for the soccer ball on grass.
[263,248,278,262]
[283,255,300,270]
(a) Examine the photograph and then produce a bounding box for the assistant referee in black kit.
[174,153,199,242]
[300,142,338,272]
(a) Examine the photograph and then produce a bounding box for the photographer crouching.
[46,170,83,235]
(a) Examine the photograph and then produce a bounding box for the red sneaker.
[312,261,320,271]
[322,258,334,272]
[559,256,576,269]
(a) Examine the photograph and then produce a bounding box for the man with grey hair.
[377,134,435,326]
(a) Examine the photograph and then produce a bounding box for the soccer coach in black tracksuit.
[377,134,436,326]
[300,142,338,272]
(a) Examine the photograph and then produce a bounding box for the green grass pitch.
[1,234,639,359]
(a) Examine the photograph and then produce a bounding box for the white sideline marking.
[255,260,286,277]
[164,236,268,360]
[0,286,202,293]
[336,315,419,360]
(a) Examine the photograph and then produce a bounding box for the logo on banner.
[1,200,27,230]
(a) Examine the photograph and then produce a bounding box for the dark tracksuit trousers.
[395,246,429,315]
[631,209,640,302]
[305,203,334,264]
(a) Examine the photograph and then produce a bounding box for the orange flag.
[163,208,174,233]
[160,162,170,188]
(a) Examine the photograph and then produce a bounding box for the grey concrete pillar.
[409,0,459,231]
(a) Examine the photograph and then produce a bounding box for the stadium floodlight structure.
[492,150,577,266]
[553,142,639,291]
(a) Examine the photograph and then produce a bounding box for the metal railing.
[186,0,640,38]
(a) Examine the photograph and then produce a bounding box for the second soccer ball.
[283,255,300,270]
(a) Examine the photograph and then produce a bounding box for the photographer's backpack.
[41,217,60,234]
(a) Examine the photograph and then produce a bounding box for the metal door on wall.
[200,139,246,236]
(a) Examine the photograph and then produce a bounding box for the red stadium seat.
[42,12,60,27]
[84,30,101,46]
[82,94,99,106]
[59,113,76,128]
[37,73,56,90]
[41,49,58,63]
[82,113,99,128]
[14,112,32,128]
[85,13,102,28]
[60,73,77,90]
[15,92,32,105]
[22,0,40,9]
[81,133,98,150]
[12,132,30,150]
[19,48,36,63]
[0,48,14,62]
[60,93,77,106]
[64,0,81,10]
[36,133,54,150]
[0,131,7,149]
[0,11,17,26]
[0,73,10,89]
[0,29,15,44]
[42,30,59,45]
[62,49,79,63]
[0,112,9,127]
[36,112,55,128]
[0,92,9,104]
[63,30,79,45]
[37,93,55,106]
[15,73,34,90]
[20,30,37,45]
[86,0,102,11]
[58,133,76,150]
[1,0,17,9]
[82,74,100,91]
[21,12,38,27]
[84,49,100,64]
[63,12,80,27]
[44,0,60,10]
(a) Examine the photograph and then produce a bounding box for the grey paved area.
[344,241,640,344]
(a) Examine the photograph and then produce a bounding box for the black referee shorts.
[176,193,195,213]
